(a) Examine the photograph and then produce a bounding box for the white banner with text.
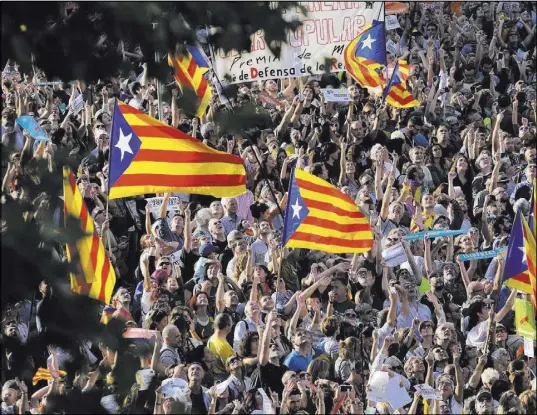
[213,2,384,84]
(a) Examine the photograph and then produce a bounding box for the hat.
[467,281,485,296]
[150,269,169,286]
[200,243,218,258]
[476,389,493,401]
[391,131,405,140]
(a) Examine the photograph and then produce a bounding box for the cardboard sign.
[385,2,409,15]
[415,384,442,400]
[386,39,397,56]
[214,2,383,84]
[70,94,85,115]
[515,298,536,340]
[382,242,407,267]
[16,116,49,141]
[385,15,401,30]
[145,196,183,221]
[524,338,535,358]
[321,87,351,102]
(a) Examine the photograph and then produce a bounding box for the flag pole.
[104,99,118,256]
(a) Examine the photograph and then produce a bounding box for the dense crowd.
[2,2,537,414]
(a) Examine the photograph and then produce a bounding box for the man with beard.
[474,389,495,415]
[250,220,270,266]
[379,167,407,247]
[408,146,435,192]
[258,311,289,395]
[441,262,467,305]
[395,280,432,329]
[421,272,453,320]
[283,329,313,373]
[411,194,438,231]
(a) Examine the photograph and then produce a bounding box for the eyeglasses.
[496,328,506,333]
[421,323,434,329]
[95,124,105,129]
[477,393,492,402]
[211,221,222,225]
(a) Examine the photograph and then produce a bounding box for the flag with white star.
[282,168,373,254]
[108,100,246,199]
[343,20,387,90]
[502,209,533,295]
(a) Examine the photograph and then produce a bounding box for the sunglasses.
[228,357,241,365]
[421,323,434,329]
[345,312,357,318]
[477,393,492,402]
[496,328,506,333]
[159,262,171,266]
[95,124,105,129]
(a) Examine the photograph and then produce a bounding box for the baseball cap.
[391,131,405,140]
[200,243,218,258]
[476,389,493,402]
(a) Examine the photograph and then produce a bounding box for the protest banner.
[382,242,407,267]
[458,248,507,262]
[145,196,183,220]
[321,87,351,102]
[405,229,467,241]
[213,1,383,84]
[514,298,536,340]
[70,94,85,115]
[385,15,400,30]
[385,2,409,15]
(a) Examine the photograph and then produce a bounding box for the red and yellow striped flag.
[32,368,67,385]
[522,214,536,311]
[108,101,246,199]
[385,83,420,108]
[282,169,374,253]
[63,167,116,304]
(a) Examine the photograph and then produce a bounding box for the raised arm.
[215,272,226,314]
[159,193,170,219]
[259,311,275,366]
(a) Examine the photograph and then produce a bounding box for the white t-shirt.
[141,290,153,321]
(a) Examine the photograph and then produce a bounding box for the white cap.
[391,131,405,140]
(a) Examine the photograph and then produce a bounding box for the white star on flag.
[291,199,303,219]
[115,128,133,161]
[519,245,527,263]
[361,34,376,50]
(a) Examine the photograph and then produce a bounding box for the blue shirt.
[283,350,312,373]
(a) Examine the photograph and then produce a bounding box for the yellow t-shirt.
[207,334,235,376]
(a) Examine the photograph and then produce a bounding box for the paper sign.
[215,376,234,395]
[515,298,536,340]
[123,328,156,339]
[385,15,401,30]
[386,39,397,56]
[367,371,390,402]
[136,368,155,391]
[382,242,407,267]
[415,384,442,400]
[214,2,384,84]
[145,196,183,221]
[321,88,351,102]
[16,116,49,141]
[71,94,85,115]
[386,376,412,410]
[258,388,273,414]
[100,395,119,414]
[524,338,535,358]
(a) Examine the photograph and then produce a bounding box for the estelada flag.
[108,100,246,199]
[282,169,374,254]
[343,21,387,90]
[63,167,116,304]
[502,209,533,296]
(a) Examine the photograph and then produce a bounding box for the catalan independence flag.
[108,100,246,199]
[521,212,536,311]
[343,21,387,89]
[63,167,116,304]
[382,60,420,108]
[168,45,212,118]
[502,210,533,298]
[33,368,67,386]
[282,169,374,253]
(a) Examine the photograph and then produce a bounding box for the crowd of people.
[2,1,537,414]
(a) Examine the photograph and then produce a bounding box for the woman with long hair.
[338,156,359,200]
[426,143,448,187]
[449,154,474,207]
[335,337,360,382]
[237,331,260,377]
[189,291,214,343]
[307,357,330,383]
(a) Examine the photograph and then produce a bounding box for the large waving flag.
[344,21,387,89]
[282,169,374,253]
[521,213,536,310]
[108,101,246,199]
[502,209,533,296]
[63,167,116,304]
[168,45,212,118]
[382,60,420,108]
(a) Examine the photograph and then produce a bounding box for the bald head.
[162,324,180,347]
